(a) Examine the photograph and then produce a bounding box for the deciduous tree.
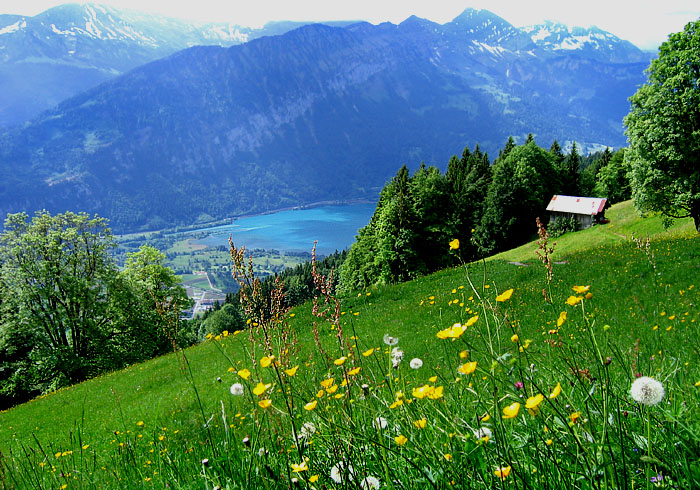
[624,19,700,232]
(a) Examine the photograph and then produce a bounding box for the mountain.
[0,8,651,232]
[0,3,354,127]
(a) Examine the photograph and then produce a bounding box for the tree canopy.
[624,19,700,232]
[0,211,189,407]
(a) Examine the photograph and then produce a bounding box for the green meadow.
[1,201,698,489]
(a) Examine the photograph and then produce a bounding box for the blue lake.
[192,203,376,255]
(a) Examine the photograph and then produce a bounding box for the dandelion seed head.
[630,376,665,406]
[473,427,493,441]
[230,383,244,396]
[383,334,399,346]
[409,358,423,369]
[360,475,381,489]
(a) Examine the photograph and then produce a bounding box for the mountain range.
[0,4,652,232]
[0,3,353,126]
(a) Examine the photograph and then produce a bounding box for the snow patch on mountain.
[0,19,26,35]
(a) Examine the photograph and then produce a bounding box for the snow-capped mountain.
[0,8,651,231]
[0,3,353,126]
[523,21,651,63]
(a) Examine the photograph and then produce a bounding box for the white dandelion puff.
[383,334,399,346]
[473,426,493,441]
[360,475,381,489]
[391,347,404,368]
[230,383,244,396]
[630,376,665,406]
[299,422,316,440]
[409,358,423,369]
[330,462,354,483]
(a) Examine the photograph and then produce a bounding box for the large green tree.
[0,211,119,386]
[0,212,189,405]
[624,19,700,232]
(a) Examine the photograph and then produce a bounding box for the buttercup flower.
[566,295,584,306]
[526,393,544,414]
[502,402,521,419]
[572,285,590,294]
[284,365,299,376]
[494,465,512,480]
[449,238,460,250]
[549,383,562,399]
[630,376,665,406]
[496,288,514,302]
[457,361,477,375]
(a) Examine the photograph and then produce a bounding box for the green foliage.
[478,140,559,254]
[624,19,700,232]
[547,216,579,238]
[0,213,189,408]
[341,147,493,291]
[593,148,632,203]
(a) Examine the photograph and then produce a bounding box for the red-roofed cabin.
[546,195,607,230]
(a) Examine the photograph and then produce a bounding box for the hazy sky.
[4,1,699,51]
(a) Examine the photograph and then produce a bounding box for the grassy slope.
[1,201,698,464]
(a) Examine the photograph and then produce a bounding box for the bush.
[548,216,578,237]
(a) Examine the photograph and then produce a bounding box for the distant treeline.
[247,136,629,300]
[339,136,629,290]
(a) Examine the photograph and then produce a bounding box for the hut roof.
[546,195,607,215]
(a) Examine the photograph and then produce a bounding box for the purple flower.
[514,381,524,390]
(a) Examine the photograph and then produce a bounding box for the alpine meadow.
[0,4,699,490]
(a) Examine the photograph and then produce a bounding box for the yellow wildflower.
[557,311,567,327]
[252,382,271,396]
[334,356,347,366]
[526,393,544,415]
[309,475,319,483]
[459,350,469,359]
[502,402,520,419]
[395,435,408,445]
[258,399,272,409]
[428,375,438,382]
[510,334,519,343]
[437,323,466,339]
[570,412,581,424]
[291,460,308,472]
[427,386,444,399]
[362,348,375,357]
[237,368,251,380]
[496,288,514,302]
[260,356,274,368]
[304,400,318,411]
[348,366,361,375]
[494,465,512,480]
[320,378,335,389]
[414,418,427,429]
[457,361,477,375]
[449,239,460,250]
[284,365,299,376]
[465,315,479,327]
[549,383,561,399]
[566,295,583,306]
[572,285,590,294]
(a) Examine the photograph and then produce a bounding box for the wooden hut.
[546,195,607,229]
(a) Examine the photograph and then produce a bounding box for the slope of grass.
[1,201,698,489]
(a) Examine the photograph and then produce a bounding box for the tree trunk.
[693,200,700,234]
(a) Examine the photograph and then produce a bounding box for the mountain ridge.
[0,8,651,231]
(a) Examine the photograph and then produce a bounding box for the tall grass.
[1,205,698,489]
